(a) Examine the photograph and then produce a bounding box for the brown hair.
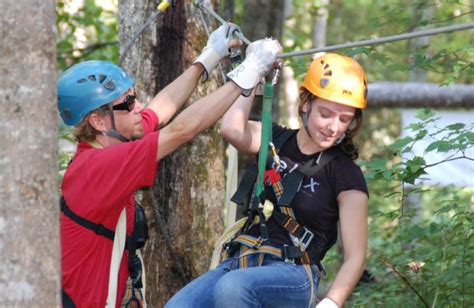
[73,105,110,143]
[298,89,363,160]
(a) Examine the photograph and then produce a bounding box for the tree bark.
[368,82,474,108]
[119,1,225,305]
[0,1,59,306]
[242,0,285,122]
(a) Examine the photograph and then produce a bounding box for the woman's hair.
[73,105,110,143]
[298,89,363,160]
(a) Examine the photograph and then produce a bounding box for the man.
[58,23,281,307]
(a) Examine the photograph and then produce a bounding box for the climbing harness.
[119,0,174,65]
[60,197,149,307]
[60,150,149,307]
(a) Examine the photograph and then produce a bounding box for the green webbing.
[255,82,273,198]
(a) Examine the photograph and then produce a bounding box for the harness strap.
[60,196,146,291]
[60,196,115,240]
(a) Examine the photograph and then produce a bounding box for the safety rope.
[255,82,274,198]
[119,0,173,65]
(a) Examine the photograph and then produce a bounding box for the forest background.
[1,0,472,307]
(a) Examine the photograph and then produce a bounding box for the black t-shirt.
[247,124,368,262]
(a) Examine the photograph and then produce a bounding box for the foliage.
[56,0,118,71]
[339,110,473,307]
[283,0,474,85]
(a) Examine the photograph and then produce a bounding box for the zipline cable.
[278,22,474,58]
[197,1,252,45]
[197,7,228,82]
[119,0,173,65]
[197,2,474,58]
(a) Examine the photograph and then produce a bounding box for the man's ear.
[89,112,107,132]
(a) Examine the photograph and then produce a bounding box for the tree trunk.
[312,0,329,50]
[242,0,285,122]
[368,82,474,108]
[118,1,225,305]
[0,1,59,306]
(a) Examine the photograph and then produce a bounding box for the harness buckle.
[292,227,314,251]
[282,244,294,263]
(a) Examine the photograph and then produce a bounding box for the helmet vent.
[320,78,329,88]
[77,78,87,84]
[324,70,332,76]
[88,75,96,81]
[99,74,107,83]
[104,80,116,90]
[61,109,72,120]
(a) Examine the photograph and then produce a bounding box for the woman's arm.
[219,90,262,154]
[320,189,368,307]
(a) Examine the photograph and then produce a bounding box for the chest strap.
[60,196,115,240]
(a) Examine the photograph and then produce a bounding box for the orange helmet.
[301,53,368,109]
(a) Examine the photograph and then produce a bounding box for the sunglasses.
[112,94,136,112]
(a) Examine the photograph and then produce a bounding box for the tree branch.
[379,255,429,307]
[368,82,474,108]
[57,41,118,55]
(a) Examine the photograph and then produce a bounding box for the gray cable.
[197,7,227,82]
[278,22,474,58]
[195,1,474,59]
[119,10,165,65]
[197,1,252,45]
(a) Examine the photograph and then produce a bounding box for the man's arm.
[147,23,242,126]
[155,38,282,162]
[156,82,241,161]
[146,64,203,126]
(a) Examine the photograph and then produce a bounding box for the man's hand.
[194,22,242,81]
[227,38,282,96]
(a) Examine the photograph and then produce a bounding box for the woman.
[166,53,369,308]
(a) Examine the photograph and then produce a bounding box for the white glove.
[194,23,241,81]
[227,38,281,96]
[316,298,339,308]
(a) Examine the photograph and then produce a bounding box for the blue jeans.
[165,254,320,308]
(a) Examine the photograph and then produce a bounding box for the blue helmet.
[57,60,134,126]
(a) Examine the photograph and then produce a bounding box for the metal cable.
[119,11,164,65]
[196,1,474,59]
[278,22,474,58]
[197,1,252,45]
[197,7,227,82]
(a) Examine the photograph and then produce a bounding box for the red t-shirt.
[61,109,159,307]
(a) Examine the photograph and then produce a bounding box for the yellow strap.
[209,217,248,270]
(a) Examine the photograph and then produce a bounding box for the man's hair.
[73,105,110,142]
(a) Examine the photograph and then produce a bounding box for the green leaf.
[425,140,455,153]
[415,108,435,121]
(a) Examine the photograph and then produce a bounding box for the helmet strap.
[302,102,313,139]
[104,103,130,143]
